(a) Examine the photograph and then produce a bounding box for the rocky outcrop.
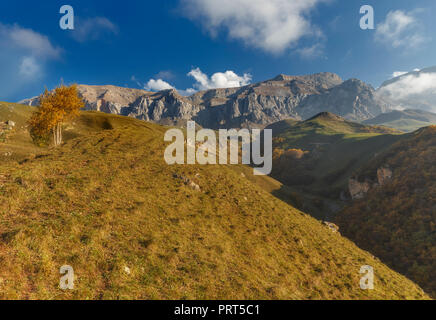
[349,166,393,200]
[297,79,392,121]
[323,221,340,234]
[19,72,393,129]
[377,167,392,186]
[349,178,372,200]
[6,120,15,127]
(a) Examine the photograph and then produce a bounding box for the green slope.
[266,112,404,218]
[363,109,436,132]
[0,103,429,299]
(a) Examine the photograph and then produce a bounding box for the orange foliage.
[28,84,84,146]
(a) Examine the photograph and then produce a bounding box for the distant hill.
[336,126,436,297]
[0,102,428,299]
[266,112,402,218]
[19,72,393,129]
[363,109,436,132]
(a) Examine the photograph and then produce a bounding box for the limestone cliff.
[348,166,393,200]
[19,72,393,129]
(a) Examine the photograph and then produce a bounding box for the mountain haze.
[363,109,436,132]
[377,66,436,113]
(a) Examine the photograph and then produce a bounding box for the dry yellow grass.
[0,103,430,299]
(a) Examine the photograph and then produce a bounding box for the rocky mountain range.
[20,72,393,129]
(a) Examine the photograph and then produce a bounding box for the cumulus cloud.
[0,23,61,99]
[375,10,426,49]
[378,71,436,112]
[392,71,408,78]
[71,17,118,43]
[180,0,325,54]
[143,68,252,95]
[187,68,252,90]
[0,23,61,59]
[145,79,175,91]
[381,73,436,99]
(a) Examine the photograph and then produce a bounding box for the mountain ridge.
[19,72,392,129]
[363,109,436,132]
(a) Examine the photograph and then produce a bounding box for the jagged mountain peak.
[18,72,392,129]
[271,72,342,83]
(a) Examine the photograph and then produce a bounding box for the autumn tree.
[29,84,84,146]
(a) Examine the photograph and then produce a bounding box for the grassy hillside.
[335,126,436,298]
[0,103,429,299]
[0,102,42,161]
[266,112,403,219]
[363,109,436,132]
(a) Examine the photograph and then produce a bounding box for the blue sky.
[1,0,435,102]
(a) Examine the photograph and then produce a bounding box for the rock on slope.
[19,72,392,128]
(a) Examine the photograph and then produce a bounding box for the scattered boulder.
[6,120,15,127]
[123,266,131,275]
[348,178,371,200]
[173,174,201,191]
[323,221,340,234]
[377,166,392,186]
[188,181,200,191]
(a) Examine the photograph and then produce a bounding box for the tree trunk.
[53,126,57,146]
[53,122,63,147]
[58,123,62,145]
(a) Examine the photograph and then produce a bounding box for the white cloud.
[375,10,426,49]
[0,23,61,59]
[71,17,118,43]
[378,72,436,112]
[143,68,252,95]
[392,71,408,78]
[188,68,252,90]
[296,43,325,59]
[19,56,40,78]
[145,79,175,91]
[180,0,325,54]
[381,73,436,99]
[0,23,61,99]
[155,70,175,80]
